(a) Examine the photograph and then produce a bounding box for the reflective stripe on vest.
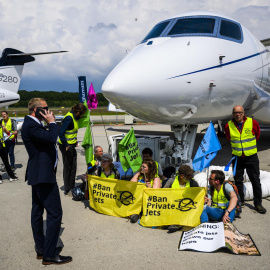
[0,127,5,147]
[171,176,190,188]
[228,118,257,156]
[2,119,15,139]
[58,112,78,145]
[212,184,228,209]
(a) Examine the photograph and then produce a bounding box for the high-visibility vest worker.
[58,112,78,145]
[212,184,229,209]
[171,175,191,188]
[2,118,16,140]
[228,117,257,156]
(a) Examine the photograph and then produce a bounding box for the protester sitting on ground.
[87,146,103,174]
[163,165,199,188]
[130,160,161,188]
[163,165,198,233]
[142,147,166,181]
[129,160,161,223]
[201,170,237,224]
[95,153,120,179]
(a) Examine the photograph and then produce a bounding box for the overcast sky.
[0,0,269,93]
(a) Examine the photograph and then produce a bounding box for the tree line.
[10,90,109,108]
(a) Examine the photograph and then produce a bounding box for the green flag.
[82,121,93,165]
[78,99,89,128]
[118,128,142,172]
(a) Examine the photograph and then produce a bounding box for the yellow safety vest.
[138,176,153,188]
[171,176,191,188]
[100,171,116,179]
[2,119,15,139]
[228,118,257,156]
[90,155,96,166]
[212,184,228,209]
[0,127,5,147]
[58,112,78,145]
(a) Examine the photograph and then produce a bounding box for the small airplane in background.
[102,11,270,167]
[0,48,67,108]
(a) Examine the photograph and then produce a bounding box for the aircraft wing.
[7,51,68,57]
[260,38,270,47]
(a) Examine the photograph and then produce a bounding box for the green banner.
[118,128,142,172]
[78,99,89,128]
[82,121,93,165]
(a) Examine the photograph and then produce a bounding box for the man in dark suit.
[21,98,72,265]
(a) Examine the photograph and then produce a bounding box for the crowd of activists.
[0,98,266,265]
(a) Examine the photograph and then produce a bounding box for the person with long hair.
[131,160,161,188]
[129,160,161,223]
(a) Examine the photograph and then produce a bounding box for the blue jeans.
[5,140,15,167]
[200,202,236,223]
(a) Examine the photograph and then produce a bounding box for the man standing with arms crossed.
[225,105,266,214]
[21,98,72,265]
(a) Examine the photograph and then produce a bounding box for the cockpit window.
[168,18,216,35]
[142,21,170,41]
[219,20,241,40]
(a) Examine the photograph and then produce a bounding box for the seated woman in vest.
[130,160,161,188]
[95,153,120,179]
[129,161,161,223]
[163,165,199,188]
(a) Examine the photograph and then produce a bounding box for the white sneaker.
[10,176,18,182]
[0,180,3,184]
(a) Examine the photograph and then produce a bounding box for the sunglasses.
[38,106,49,111]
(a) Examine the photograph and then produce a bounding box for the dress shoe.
[36,246,63,260]
[42,255,72,265]
[255,204,266,214]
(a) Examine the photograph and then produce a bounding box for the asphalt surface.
[0,123,269,270]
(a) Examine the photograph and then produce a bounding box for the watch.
[225,209,230,214]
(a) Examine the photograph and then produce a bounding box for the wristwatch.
[225,209,230,214]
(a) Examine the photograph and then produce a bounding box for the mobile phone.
[35,107,46,119]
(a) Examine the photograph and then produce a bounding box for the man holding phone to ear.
[21,98,72,265]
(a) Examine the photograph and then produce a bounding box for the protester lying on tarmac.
[163,165,199,233]
[201,170,237,224]
[131,160,161,188]
[163,165,199,188]
[87,145,103,174]
[94,153,120,179]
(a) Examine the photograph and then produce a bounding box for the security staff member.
[59,103,86,196]
[1,111,18,170]
[225,105,266,214]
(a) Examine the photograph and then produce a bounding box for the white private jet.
[102,11,270,166]
[0,48,67,108]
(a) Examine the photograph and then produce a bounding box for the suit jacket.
[21,116,59,185]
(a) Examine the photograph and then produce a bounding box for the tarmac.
[0,123,270,270]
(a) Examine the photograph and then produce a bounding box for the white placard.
[179,222,225,252]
